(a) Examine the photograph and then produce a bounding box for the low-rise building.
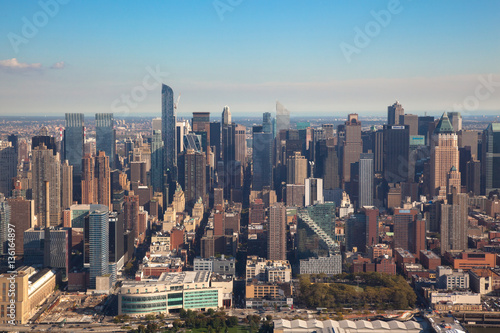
[469,268,500,295]
[445,251,496,270]
[245,256,291,283]
[118,271,232,316]
[419,250,441,270]
[193,256,236,276]
[437,266,469,290]
[299,255,342,275]
[425,290,481,311]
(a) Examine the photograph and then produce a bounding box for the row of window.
[122,295,166,302]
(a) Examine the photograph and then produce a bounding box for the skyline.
[1,1,500,116]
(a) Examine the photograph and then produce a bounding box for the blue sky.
[0,0,499,117]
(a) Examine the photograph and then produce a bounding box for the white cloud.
[50,61,65,69]
[0,58,42,72]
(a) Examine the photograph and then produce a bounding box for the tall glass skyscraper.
[89,207,109,289]
[358,153,374,208]
[252,126,273,191]
[64,113,84,175]
[161,84,177,183]
[96,113,116,169]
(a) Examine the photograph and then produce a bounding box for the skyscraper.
[81,154,96,204]
[276,101,290,135]
[387,101,404,125]
[399,114,419,137]
[430,113,459,198]
[287,152,307,185]
[447,112,462,132]
[0,141,16,197]
[161,84,177,184]
[482,123,500,195]
[178,149,207,208]
[234,125,247,167]
[383,124,410,183]
[32,144,61,227]
[222,105,231,125]
[440,190,467,255]
[64,113,84,175]
[323,142,340,190]
[61,160,73,210]
[263,112,273,135]
[151,130,163,192]
[95,151,111,209]
[89,208,109,289]
[252,127,273,191]
[341,114,362,184]
[393,208,418,251]
[268,202,286,260]
[95,113,116,169]
[6,197,34,256]
[358,153,374,208]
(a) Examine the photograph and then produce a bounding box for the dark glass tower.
[162,84,177,194]
[252,126,273,191]
[383,124,410,183]
[151,130,163,192]
[95,113,116,169]
[64,113,84,202]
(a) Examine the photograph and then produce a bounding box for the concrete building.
[268,203,286,261]
[304,178,324,206]
[193,256,236,276]
[387,101,404,125]
[287,152,307,185]
[469,268,500,295]
[299,255,342,275]
[245,256,291,283]
[0,267,57,325]
[118,271,231,315]
[437,266,469,290]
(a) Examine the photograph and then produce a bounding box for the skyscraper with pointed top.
[430,112,459,198]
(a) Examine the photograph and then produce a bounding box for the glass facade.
[64,113,84,175]
[162,84,177,182]
[95,113,115,169]
[89,209,109,289]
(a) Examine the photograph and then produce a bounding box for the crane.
[174,93,181,116]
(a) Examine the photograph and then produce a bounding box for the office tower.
[32,144,61,227]
[130,160,147,186]
[161,84,177,184]
[222,105,231,125]
[178,149,207,207]
[268,202,286,260]
[323,124,335,139]
[430,113,459,197]
[263,112,273,134]
[447,112,462,132]
[32,126,57,154]
[109,211,124,265]
[0,195,11,255]
[0,141,16,196]
[124,191,139,231]
[210,121,221,163]
[89,208,109,289]
[409,217,426,256]
[387,101,404,125]
[221,122,239,197]
[393,208,418,250]
[363,207,379,247]
[286,184,305,207]
[192,112,211,152]
[249,198,265,224]
[482,123,500,195]
[61,160,73,210]
[172,184,186,213]
[383,124,410,183]
[6,197,34,255]
[176,120,190,154]
[440,190,467,255]
[275,101,290,135]
[323,141,340,190]
[152,117,162,131]
[95,113,116,169]
[64,113,84,176]
[341,114,362,184]
[7,134,18,159]
[399,114,419,137]
[358,153,374,208]
[81,154,96,204]
[23,228,45,265]
[234,125,247,166]
[466,159,481,195]
[418,116,435,144]
[95,151,111,209]
[458,130,479,159]
[151,130,163,192]
[287,152,307,185]
[252,127,273,191]
[44,228,70,277]
[304,178,324,206]
[124,138,134,165]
